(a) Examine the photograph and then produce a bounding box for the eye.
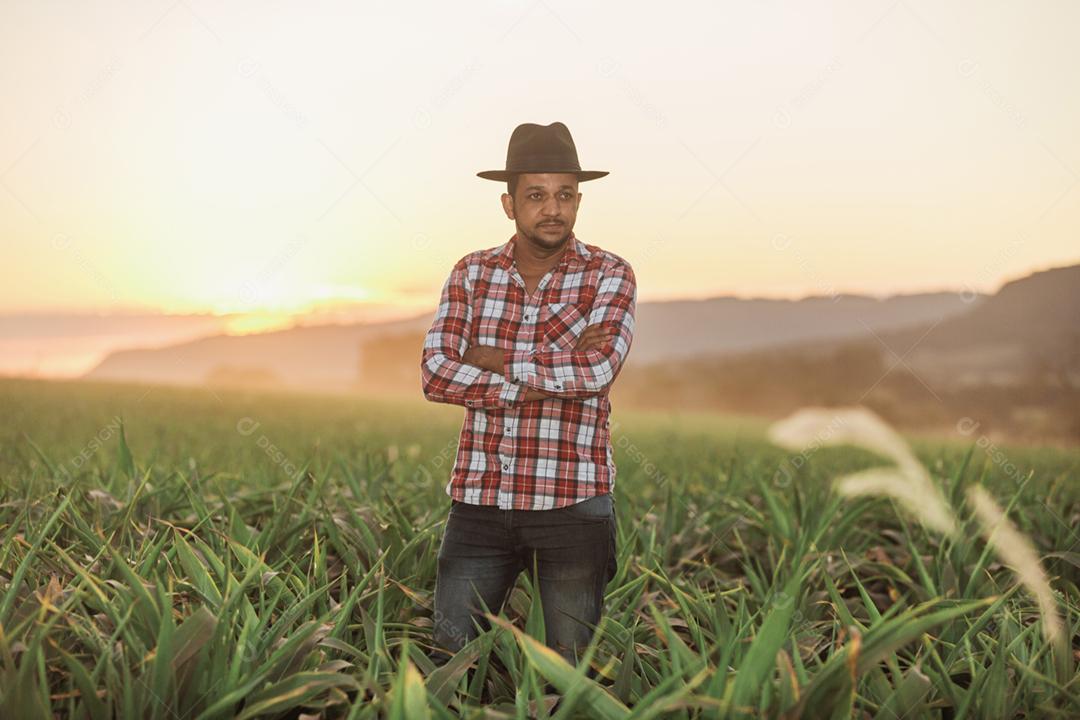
[529,193,542,200]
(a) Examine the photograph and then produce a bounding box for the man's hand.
[461,344,505,375]
[520,388,552,402]
[575,323,616,352]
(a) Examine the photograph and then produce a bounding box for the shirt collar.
[489,231,590,271]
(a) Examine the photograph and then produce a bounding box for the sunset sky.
[3,1,1078,331]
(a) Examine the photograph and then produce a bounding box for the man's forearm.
[461,345,559,403]
[521,387,554,402]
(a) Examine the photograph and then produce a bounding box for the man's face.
[501,172,581,251]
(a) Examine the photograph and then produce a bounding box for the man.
[420,121,636,670]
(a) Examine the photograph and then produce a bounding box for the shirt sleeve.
[420,259,526,409]
[504,261,636,399]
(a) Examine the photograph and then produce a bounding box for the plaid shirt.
[421,232,636,510]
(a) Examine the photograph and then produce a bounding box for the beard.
[519,221,571,249]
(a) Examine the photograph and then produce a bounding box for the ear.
[500,192,515,220]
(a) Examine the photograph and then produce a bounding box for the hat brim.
[477,170,609,182]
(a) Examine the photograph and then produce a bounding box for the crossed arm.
[461,324,616,401]
[420,259,635,409]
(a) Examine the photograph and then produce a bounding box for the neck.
[513,232,571,274]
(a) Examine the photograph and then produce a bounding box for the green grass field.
[1,376,1078,718]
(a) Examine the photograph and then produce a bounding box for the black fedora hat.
[477,121,608,182]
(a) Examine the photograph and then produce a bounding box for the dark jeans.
[431,493,618,668]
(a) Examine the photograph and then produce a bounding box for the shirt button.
[502,464,509,470]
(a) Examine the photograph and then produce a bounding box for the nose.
[541,195,561,217]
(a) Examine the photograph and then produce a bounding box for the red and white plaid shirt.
[421,231,637,510]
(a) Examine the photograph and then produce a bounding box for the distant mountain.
[610,263,1080,444]
[692,263,1080,389]
[630,291,978,364]
[885,264,1080,387]
[79,261,1080,443]
[83,287,982,390]
[0,312,232,378]
[85,316,433,389]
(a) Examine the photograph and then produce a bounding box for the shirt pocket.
[547,282,597,308]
